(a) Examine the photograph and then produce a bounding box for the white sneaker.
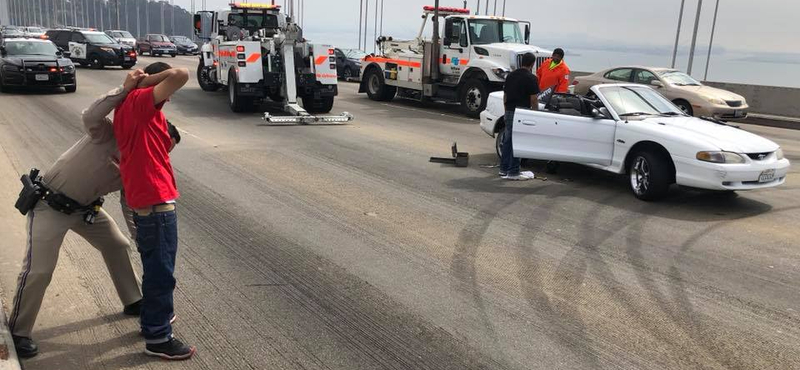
[520,171,535,179]
[502,173,530,181]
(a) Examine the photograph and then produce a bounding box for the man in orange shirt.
[536,48,570,93]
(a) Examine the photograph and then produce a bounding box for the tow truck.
[194,2,352,124]
[359,6,551,117]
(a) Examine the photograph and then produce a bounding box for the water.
[559,49,800,89]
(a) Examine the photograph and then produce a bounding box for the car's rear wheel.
[342,67,353,80]
[628,151,671,201]
[0,76,8,93]
[88,54,104,69]
[495,124,505,160]
[65,84,77,93]
[673,99,693,116]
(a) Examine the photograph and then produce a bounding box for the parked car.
[168,35,198,55]
[136,34,177,57]
[480,84,789,200]
[0,28,25,40]
[21,26,47,38]
[334,48,365,80]
[573,66,749,120]
[45,29,136,69]
[0,38,77,93]
[105,29,137,48]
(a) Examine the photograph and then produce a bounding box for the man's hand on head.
[123,69,147,92]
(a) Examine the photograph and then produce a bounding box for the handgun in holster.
[14,168,42,215]
[83,197,105,225]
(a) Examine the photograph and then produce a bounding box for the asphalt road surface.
[0,56,798,370]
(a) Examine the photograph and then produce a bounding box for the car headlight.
[775,148,784,160]
[3,64,22,72]
[492,68,509,79]
[63,65,75,73]
[696,151,746,164]
[704,96,726,105]
[100,47,114,52]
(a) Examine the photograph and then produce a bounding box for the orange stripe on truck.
[246,53,260,63]
[315,56,328,65]
[364,56,422,68]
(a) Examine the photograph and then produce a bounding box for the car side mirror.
[650,80,664,88]
[592,107,610,119]
[0,46,5,57]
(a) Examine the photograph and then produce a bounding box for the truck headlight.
[775,148,784,160]
[696,151,746,164]
[492,68,508,79]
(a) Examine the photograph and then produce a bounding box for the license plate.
[124,56,131,61]
[35,74,49,81]
[733,110,744,117]
[758,169,776,183]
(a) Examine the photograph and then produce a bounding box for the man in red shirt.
[113,62,194,360]
[536,48,571,93]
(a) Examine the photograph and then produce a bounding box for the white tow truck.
[359,5,551,117]
[194,2,352,124]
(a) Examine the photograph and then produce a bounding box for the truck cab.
[359,6,550,117]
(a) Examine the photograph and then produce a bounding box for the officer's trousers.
[8,201,143,337]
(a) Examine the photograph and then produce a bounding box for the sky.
[167,0,800,56]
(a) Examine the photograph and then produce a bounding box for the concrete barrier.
[570,71,800,118]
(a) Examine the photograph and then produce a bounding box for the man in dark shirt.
[500,52,540,180]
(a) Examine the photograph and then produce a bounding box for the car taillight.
[129,51,136,57]
[49,67,57,72]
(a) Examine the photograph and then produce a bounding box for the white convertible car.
[480,83,790,200]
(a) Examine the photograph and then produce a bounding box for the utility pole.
[362,0,368,52]
[171,0,174,35]
[703,0,720,81]
[686,0,703,75]
[484,0,488,16]
[476,0,480,15]
[502,0,506,16]
[126,0,130,33]
[493,0,497,16]
[72,0,77,27]
[670,0,685,68]
[431,0,440,82]
[101,0,104,30]
[116,0,120,29]
[358,0,363,50]
[372,0,377,53]
[146,0,150,35]
[136,0,140,37]
[379,0,384,37]
[160,1,164,34]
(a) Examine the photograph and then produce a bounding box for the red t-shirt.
[114,87,179,209]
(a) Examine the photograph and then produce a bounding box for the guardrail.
[570,71,800,118]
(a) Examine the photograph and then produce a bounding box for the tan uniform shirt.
[41,86,128,205]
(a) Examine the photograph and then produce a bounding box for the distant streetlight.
[703,0,720,81]
[670,0,685,68]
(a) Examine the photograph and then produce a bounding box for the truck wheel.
[460,78,488,118]
[365,68,395,101]
[197,60,220,92]
[228,70,252,113]
[628,150,672,201]
[302,96,334,114]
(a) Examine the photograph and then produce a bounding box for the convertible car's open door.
[512,107,616,166]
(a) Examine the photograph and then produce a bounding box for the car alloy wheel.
[630,156,650,196]
[495,127,505,159]
[343,68,352,80]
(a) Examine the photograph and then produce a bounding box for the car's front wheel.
[495,124,505,160]
[628,151,672,201]
[673,99,693,116]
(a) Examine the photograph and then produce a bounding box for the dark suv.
[45,29,137,69]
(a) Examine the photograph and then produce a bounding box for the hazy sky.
[169,0,798,54]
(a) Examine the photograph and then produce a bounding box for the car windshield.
[171,36,189,43]
[344,49,367,59]
[4,29,23,36]
[116,31,133,38]
[468,19,523,45]
[26,27,44,33]
[4,41,58,56]
[600,86,684,118]
[150,35,170,42]
[657,70,702,86]
[85,33,117,44]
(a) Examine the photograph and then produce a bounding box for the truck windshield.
[468,20,523,45]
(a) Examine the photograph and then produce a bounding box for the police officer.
[9,70,180,358]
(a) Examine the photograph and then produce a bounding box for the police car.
[0,38,77,93]
[45,29,137,69]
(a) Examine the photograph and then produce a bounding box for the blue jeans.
[133,209,178,344]
[500,110,521,175]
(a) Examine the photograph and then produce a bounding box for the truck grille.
[726,100,742,107]
[515,54,549,70]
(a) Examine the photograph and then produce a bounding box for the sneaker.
[144,337,196,360]
[123,299,142,316]
[502,174,530,181]
[12,335,39,358]
[498,171,507,177]
[520,171,535,179]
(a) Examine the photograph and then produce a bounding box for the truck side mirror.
[0,46,6,57]
[524,23,531,45]
[194,12,214,40]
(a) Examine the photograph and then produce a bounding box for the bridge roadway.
[0,56,798,370]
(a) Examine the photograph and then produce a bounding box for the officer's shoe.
[123,299,142,316]
[144,337,196,360]
[12,335,39,358]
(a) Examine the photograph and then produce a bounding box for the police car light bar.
[422,6,470,14]
[229,2,280,9]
